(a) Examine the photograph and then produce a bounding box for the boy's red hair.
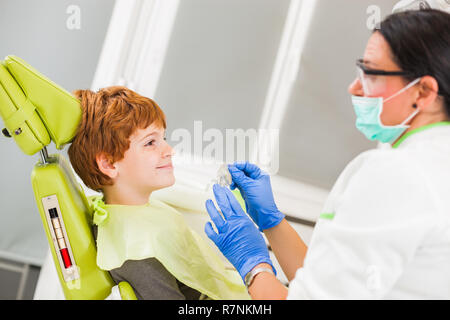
[68,86,166,192]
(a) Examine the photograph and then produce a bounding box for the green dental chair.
[0,55,136,300]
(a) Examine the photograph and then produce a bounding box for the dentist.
[204,9,450,299]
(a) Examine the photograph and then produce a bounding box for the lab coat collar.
[392,121,450,149]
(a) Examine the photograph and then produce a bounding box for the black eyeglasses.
[356,59,409,76]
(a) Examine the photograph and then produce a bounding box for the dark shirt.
[109,258,202,300]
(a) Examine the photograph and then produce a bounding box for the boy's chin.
[166,176,176,187]
[151,176,176,191]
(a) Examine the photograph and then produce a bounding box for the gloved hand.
[204,184,275,282]
[228,162,284,231]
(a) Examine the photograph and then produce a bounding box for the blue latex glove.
[228,162,284,231]
[204,184,275,282]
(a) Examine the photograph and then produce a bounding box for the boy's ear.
[96,153,118,179]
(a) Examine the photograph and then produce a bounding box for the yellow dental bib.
[88,196,249,300]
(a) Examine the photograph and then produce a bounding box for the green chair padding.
[0,55,81,155]
[0,55,135,300]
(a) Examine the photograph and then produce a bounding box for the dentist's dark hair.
[375,9,450,116]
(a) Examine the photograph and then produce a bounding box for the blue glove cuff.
[238,256,276,283]
[259,211,285,232]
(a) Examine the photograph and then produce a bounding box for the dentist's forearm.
[248,263,288,300]
[263,218,308,281]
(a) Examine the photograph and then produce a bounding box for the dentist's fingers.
[223,187,246,216]
[228,165,250,188]
[232,162,263,179]
[205,199,226,233]
[212,184,234,219]
[204,222,219,243]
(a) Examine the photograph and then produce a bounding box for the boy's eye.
[146,140,155,146]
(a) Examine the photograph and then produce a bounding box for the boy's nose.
[162,140,175,157]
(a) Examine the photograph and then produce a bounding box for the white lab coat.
[287,123,450,299]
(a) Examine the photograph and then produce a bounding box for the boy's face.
[114,123,175,193]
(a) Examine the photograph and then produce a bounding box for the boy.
[68,86,248,300]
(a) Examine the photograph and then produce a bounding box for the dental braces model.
[205,164,232,191]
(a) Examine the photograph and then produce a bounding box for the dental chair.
[0,55,136,300]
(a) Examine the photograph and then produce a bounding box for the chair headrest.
[0,55,81,155]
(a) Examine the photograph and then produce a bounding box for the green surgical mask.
[351,78,421,144]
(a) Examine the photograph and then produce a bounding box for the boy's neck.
[102,184,152,206]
